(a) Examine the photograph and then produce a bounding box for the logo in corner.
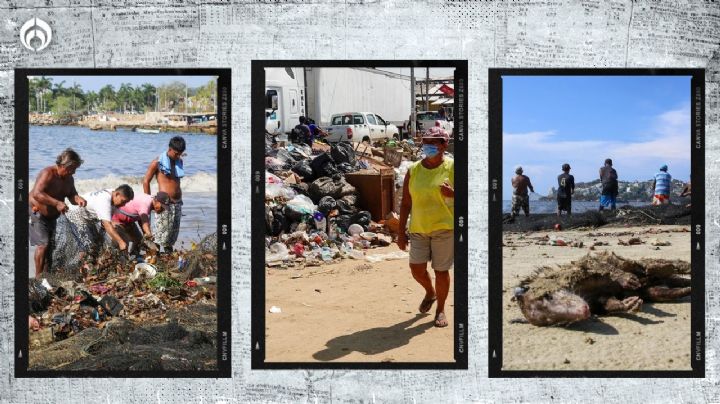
[19,17,52,52]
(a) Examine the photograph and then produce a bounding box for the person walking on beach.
[599,158,618,211]
[511,166,534,217]
[28,149,87,280]
[557,163,575,216]
[111,191,170,254]
[143,136,186,253]
[65,185,135,254]
[652,164,672,205]
[397,126,454,328]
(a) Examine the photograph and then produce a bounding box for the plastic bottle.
[313,211,327,233]
[320,247,333,261]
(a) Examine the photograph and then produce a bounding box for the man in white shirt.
[65,185,134,253]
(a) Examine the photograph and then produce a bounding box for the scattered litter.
[269,306,282,314]
[365,250,409,263]
[618,237,644,246]
[130,263,157,281]
[649,238,671,246]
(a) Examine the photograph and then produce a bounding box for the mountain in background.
[540,178,688,202]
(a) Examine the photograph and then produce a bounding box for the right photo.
[490,71,704,375]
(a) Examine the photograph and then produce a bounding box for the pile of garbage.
[28,234,218,371]
[265,140,404,268]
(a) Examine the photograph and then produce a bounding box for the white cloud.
[503,105,691,198]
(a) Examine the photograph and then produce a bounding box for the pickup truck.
[415,110,453,134]
[324,112,399,143]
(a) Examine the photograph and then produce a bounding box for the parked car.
[325,112,399,143]
[415,110,453,134]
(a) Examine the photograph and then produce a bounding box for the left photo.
[15,69,231,377]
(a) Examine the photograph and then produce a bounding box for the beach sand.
[502,225,692,371]
[265,244,455,363]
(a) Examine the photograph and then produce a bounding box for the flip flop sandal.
[434,312,448,328]
[419,295,436,313]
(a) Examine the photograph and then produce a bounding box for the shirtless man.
[29,149,87,280]
[511,166,534,217]
[143,136,186,252]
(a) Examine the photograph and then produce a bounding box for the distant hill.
[539,178,688,202]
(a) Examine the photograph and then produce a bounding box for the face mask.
[422,144,440,157]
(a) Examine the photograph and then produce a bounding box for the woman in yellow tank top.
[397,126,454,328]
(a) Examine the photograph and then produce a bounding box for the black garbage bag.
[29,279,52,314]
[308,176,344,203]
[310,152,339,178]
[288,183,309,196]
[318,196,337,215]
[337,178,356,197]
[266,206,287,237]
[351,211,373,230]
[336,162,356,173]
[336,198,357,215]
[291,160,314,182]
[339,194,358,206]
[331,141,357,166]
[288,149,308,162]
[333,215,353,232]
[283,203,306,223]
[276,148,297,164]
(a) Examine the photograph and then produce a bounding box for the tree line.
[28,77,217,116]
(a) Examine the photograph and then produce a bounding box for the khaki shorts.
[409,229,454,271]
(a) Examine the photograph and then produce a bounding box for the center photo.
[251,62,468,369]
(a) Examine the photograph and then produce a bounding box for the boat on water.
[134,128,161,134]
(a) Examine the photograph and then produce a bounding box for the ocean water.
[28,125,218,244]
[502,199,651,214]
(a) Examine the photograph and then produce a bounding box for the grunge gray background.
[0,0,719,402]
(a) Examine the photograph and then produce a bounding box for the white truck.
[265,67,306,135]
[265,67,412,136]
[415,110,454,134]
[324,112,399,143]
[305,68,412,128]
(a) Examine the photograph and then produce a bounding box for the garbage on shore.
[28,234,218,371]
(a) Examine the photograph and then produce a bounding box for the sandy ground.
[265,244,455,363]
[502,225,692,371]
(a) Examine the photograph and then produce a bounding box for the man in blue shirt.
[652,164,672,205]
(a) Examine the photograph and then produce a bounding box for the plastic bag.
[351,211,372,230]
[336,198,357,215]
[291,160,314,182]
[308,176,343,203]
[331,141,357,166]
[286,194,316,215]
[310,152,339,178]
[337,178,356,197]
[317,196,337,215]
[266,183,296,200]
[333,214,352,232]
[265,171,284,184]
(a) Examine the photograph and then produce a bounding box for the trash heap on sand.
[28,234,218,371]
[265,136,427,268]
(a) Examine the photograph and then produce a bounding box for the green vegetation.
[146,272,182,291]
[28,76,217,116]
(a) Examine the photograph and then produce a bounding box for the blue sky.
[503,75,691,199]
[34,75,216,92]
